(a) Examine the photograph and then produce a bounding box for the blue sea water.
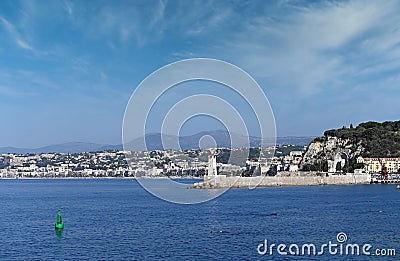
[0,179,398,260]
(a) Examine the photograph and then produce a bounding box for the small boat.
[397,185,400,190]
[55,208,64,230]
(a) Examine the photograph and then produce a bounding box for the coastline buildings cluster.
[2,145,400,179]
[0,145,306,178]
[357,156,400,174]
[0,151,130,178]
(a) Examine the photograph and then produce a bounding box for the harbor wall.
[191,173,371,189]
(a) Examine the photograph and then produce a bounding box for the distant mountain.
[0,131,314,154]
[276,136,314,146]
[126,130,273,151]
[0,142,122,154]
[126,130,313,151]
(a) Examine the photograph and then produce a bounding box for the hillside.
[323,121,400,157]
[301,120,400,172]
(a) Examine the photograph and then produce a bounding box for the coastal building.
[357,156,400,173]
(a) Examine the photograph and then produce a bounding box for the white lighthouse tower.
[207,149,218,176]
[197,149,228,188]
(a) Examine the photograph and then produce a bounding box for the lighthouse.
[194,149,228,188]
[207,149,218,176]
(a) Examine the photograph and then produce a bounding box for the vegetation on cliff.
[320,121,400,158]
[301,120,400,172]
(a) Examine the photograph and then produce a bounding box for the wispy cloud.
[1,0,399,145]
[15,38,33,50]
[220,0,400,96]
[150,0,167,28]
[0,16,34,51]
[64,0,73,17]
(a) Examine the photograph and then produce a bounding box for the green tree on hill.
[322,120,400,158]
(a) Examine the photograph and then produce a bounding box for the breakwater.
[191,173,372,189]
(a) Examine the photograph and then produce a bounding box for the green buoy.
[55,208,64,230]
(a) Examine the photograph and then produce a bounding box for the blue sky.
[1,0,400,147]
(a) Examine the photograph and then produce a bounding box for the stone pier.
[190,173,372,189]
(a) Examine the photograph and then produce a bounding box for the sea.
[0,179,398,260]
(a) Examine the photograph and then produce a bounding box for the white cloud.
[0,16,13,31]
[0,16,34,51]
[64,1,73,17]
[16,38,33,50]
[150,0,167,28]
[222,0,400,95]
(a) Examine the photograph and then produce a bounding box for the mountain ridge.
[0,131,314,154]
